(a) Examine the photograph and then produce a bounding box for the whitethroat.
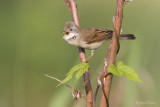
[62,21,135,61]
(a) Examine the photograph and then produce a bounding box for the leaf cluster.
[109,61,142,83]
[58,62,89,86]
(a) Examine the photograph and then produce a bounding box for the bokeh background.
[0,0,160,107]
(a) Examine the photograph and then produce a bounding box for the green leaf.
[108,64,123,77]
[117,61,142,83]
[58,62,89,86]
[57,75,72,86]
[108,61,142,83]
[76,63,89,79]
[66,62,85,76]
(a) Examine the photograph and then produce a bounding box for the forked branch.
[45,74,86,100]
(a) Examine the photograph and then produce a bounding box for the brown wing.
[81,28,113,44]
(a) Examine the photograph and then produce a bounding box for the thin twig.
[93,85,100,106]
[100,0,125,107]
[45,74,61,82]
[45,74,87,100]
[64,0,93,106]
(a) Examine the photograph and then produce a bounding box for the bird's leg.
[86,50,94,62]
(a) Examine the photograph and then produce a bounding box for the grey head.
[64,21,79,32]
[63,21,80,41]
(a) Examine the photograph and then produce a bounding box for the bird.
[62,21,135,61]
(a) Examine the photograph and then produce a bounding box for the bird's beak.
[62,30,67,39]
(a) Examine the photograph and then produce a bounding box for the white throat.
[63,32,79,40]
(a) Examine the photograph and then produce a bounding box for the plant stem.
[100,0,125,107]
[65,0,93,106]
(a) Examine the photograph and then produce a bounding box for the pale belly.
[79,40,107,50]
[67,38,107,50]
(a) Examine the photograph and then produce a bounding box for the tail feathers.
[119,34,135,40]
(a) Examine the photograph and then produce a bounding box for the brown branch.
[100,0,125,107]
[101,79,109,107]
[64,0,93,107]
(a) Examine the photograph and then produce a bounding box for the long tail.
[119,34,135,40]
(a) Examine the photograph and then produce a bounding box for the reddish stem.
[65,0,93,106]
[100,0,125,107]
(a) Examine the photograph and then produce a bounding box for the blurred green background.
[0,0,160,107]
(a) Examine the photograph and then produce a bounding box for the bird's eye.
[66,32,69,35]
[70,29,72,31]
